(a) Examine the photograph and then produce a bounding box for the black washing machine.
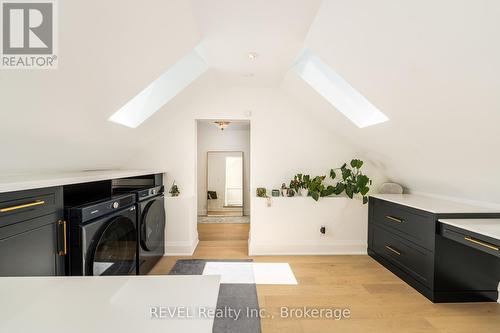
[66,194,137,276]
[115,186,165,275]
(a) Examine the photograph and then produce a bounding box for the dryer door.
[88,215,137,276]
[140,197,165,252]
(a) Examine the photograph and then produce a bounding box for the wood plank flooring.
[197,222,250,241]
[150,224,500,333]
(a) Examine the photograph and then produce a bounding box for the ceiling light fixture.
[214,121,230,131]
[248,52,258,60]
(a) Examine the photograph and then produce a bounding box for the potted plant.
[256,187,268,198]
[169,181,180,197]
[289,174,310,196]
[280,183,288,197]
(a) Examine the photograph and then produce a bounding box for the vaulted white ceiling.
[1,0,500,204]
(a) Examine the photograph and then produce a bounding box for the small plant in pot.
[280,183,288,197]
[289,174,310,196]
[169,181,180,197]
[256,187,268,198]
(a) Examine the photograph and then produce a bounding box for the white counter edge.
[439,219,500,241]
[370,194,500,214]
[0,169,166,193]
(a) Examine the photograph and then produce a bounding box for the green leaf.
[321,185,335,197]
[341,168,352,180]
[360,186,370,196]
[350,159,358,168]
[356,160,364,169]
[345,185,354,198]
[333,183,345,195]
[310,191,320,201]
[357,174,369,188]
[363,196,368,204]
[330,169,336,179]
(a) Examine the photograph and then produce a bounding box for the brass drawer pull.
[464,236,499,251]
[0,200,45,213]
[385,215,403,223]
[58,220,67,256]
[385,245,401,256]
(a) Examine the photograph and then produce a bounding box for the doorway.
[196,120,250,241]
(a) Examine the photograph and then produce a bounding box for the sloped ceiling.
[2,0,499,205]
[286,0,500,203]
[0,0,201,172]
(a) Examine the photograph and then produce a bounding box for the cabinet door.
[0,213,62,276]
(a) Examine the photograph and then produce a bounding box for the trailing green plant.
[289,174,310,193]
[307,175,326,201]
[327,159,372,204]
[286,159,372,203]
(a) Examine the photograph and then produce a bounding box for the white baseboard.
[165,238,199,256]
[249,240,367,256]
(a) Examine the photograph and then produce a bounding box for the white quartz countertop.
[0,275,220,333]
[439,219,500,241]
[370,194,500,214]
[0,169,165,193]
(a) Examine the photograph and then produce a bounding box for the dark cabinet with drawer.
[0,187,65,276]
[368,196,500,303]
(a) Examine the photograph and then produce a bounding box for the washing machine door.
[140,197,165,252]
[89,215,137,276]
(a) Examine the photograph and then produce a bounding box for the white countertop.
[439,219,500,240]
[0,169,165,193]
[0,275,220,333]
[370,194,500,214]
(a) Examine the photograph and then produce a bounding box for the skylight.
[109,45,208,128]
[293,49,388,128]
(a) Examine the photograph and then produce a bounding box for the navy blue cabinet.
[368,196,500,302]
[0,187,65,276]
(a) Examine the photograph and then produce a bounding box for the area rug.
[197,216,250,224]
[169,259,261,333]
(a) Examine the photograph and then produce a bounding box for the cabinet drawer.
[371,225,434,287]
[0,187,63,228]
[372,199,435,250]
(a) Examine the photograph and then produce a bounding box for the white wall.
[129,71,381,255]
[0,0,200,173]
[197,122,250,215]
[299,0,500,205]
[250,197,367,255]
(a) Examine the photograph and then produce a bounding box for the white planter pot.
[299,188,309,196]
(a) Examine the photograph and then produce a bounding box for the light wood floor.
[198,222,250,241]
[150,224,500,333]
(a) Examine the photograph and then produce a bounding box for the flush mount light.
[214,121,230,131]
[248,52,258,60]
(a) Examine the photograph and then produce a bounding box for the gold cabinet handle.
[0,200,45,213]
[58,220,67,256]
[385,245,401,256]
[464,236,499,251]
[385,215,403,223]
